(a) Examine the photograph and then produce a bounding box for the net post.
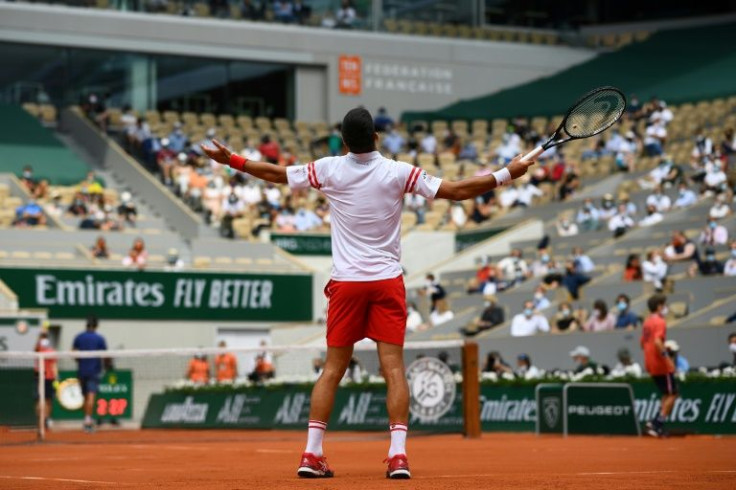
[461,341,481,439]
[37,351,45,442]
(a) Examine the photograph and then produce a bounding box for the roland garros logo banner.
[0,267,312,321]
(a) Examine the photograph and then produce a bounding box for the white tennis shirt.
[286,151,442,281]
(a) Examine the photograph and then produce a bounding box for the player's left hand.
[200,139,233,165]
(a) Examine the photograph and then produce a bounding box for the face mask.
[534,293,544,300]
[524,308,533,317]
[661,306,669,316]
[709,222,717,229]
[541,255,550,263]
[594,308,602,317]
[23,171,32,178]
[731,250,736,258]
[730,343,736,353]
[561,309,571,317]
[617,302,627,311]
[39,338,51,348]
[707,255,715,262]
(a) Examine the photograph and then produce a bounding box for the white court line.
[256,449,294,454]
[0,475,116,485]
[577,471,677,476]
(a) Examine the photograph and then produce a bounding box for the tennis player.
[201,107,536,479]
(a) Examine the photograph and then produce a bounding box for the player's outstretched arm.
[201,139,288,184]
[435,153,535,201]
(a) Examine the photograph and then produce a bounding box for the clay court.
[0,430,734,489]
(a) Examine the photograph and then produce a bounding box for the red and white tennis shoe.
[384,454,411,479]
[297,452,334,478]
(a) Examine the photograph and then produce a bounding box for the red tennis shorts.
[324,275,407,347]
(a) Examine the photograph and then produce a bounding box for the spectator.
[497,249,529,286]
[214,341,238,383]
[117,191,138,225]
[514,181,544,207]
[429,299,454,327]
[406,302,425,333]
[673,182,698,209]
[598,193,617,221]
[34,332,58,430]
[639,204,664,227]
[729,333,736,362]
[530,249,551,278]
[576,198,601,232]
[458,141,478,162]
[19,165,37,194]
[273,0,295,22]
[664,340,690,374]
[584,299,616,332]
[187,353,210,384]
[449,202,467,228]
[709,195,732,220]
[258,135,280,164]
[404,191,427,225]
[241,0,262,19]
[556,216,579,237]
[423,273,446,310]
[638,155,672,190]
[382,126,404,156]
[615,131,639,172]
[691,128,714,165]
[374,107,394,132]
[699,247,724,276]
[610,348,643,377]
[14,199,46,227]
[559,260,590,300]
[122,238,147,269]
[572,247,595,274]
[569,345,608,375]
[623,254,643,281]
[552,302,582,333]
[343,357,364,382]
[293,0,311,24]
[44,191,64,218]
[275,207,296,232]
[642,249,668,291]
[510,300,550,337]
[91,236,109,259]
[420,132,437,154]
[249,352,275,383]
[335,0,357,28]
[533,286,551,311]
[438,351,460,373]
[699,218,729,246]
[643,119,667,156]
[294,206,323,232]
[462,297,505,336]
[608,203,635,238]
[702,161,728,195]
[664,231,699,263]
[516,354,542,380]
[73,315,108,432]
[220,192,246,238]
[494,129,521,163]
[646,186,671,213]
[615,294,640,329]
[724,241,736,276]
[164,248,185,271]
[156,141,178,185]
[482,351,512,375]
[557,167,580,200]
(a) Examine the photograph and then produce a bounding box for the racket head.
[563,86,627,139]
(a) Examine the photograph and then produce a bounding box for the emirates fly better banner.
[0,267,312,321]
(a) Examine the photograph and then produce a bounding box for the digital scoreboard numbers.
[52,370,133,421]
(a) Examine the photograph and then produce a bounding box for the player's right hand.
[506,153,536,180]
[200,139,233,165]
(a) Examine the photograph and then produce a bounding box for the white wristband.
[492,167,512,186]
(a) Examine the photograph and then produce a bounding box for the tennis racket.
[520,86,627,162]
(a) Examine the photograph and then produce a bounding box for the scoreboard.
[52,370,133,421]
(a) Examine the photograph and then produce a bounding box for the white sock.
[388,423,407,457]
[305,420,327,456]
[84,415,92,425]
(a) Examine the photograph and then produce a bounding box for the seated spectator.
[275,207,296,232]
[406,302,425,333]
[497,249,529,286]
[220,192,245,239]
[335,0,357,28]
[557,168,580,200]
[467,261,493,293]
[156,140,178,185]
[516,354,542,380]
[19,165,37,195]
[608,204,635,238]
[122,238,147,269]
[241,0,263,19]
[437,351,460,373]
[572,247,595,274]
[258,135,280,164]
[515,181,544,207]
[450,202,467,228]
[429,299,454,327]
[552,302,582,333]
[583,299,616,332]
[664,230,700,263]
[665,340,690,374]
[533,286,551,311]
[382,126,404,156]
[498,183,520,209]
[673,182,698,209]
[623,253,643,281]
[598,193,617,221]
[294,206,322,232]
[482,351,512,375]
[570,345,608,375]
[273,0,295,22]
[699,248,724,276]
[639,204,664,227]
[691,128,714,163]
[478,266,503,297]
[420,132,437,154]
[458,141,478,162]
[576,198,601,232]
[615,131,638,172]
[494,130,521,163]
[646,186,671,213]
[699,218,729,246]
[642,249,668,291]
[164,248,185,271]
[293,0,311,24]
[91,236,109,259]
[404,191,428,225]
[117,191,138,225]
[702,160,728,195]
[510,301,550,337]
[423,273,446,310]
[614,294,640,329]
[725,241,736,276]
[643,118,666,156]
[530,249,551,278]
[557,260,590,300]
[373,107,394,132]
[709,195,732,219]
[13,199,46,227]
[638,155,672,190]
[462,297,505,336]
[44,191,64,217]
[610,348,643,377]
[556,216,579,236]
[249,352,276,383]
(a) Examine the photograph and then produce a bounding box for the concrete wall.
[0,3,596,122]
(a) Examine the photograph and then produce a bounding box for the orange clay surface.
[0,429,734,489]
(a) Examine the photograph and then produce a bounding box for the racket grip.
[520,145,545,163]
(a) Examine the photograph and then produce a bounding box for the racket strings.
[564,89,626,138]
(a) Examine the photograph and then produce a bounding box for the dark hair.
[729,332,736,341]
[593,299,608,317]
[86,315,99,329]
[617,294,630,304]
[647,294,667,313]
[438,351,449,363]
[625,254,640,267]
[341,107,376,153]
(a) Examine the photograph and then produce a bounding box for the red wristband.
[229,153,247,171]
